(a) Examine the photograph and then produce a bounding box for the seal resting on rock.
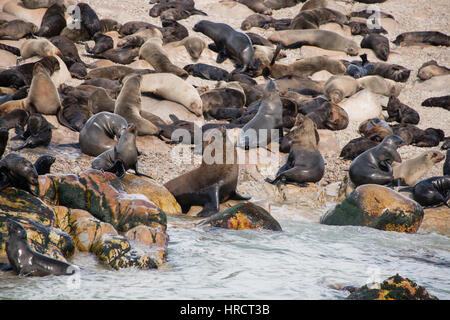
[164,126,251,217]
[6,219,79,277]
[349,134,404,187]
[400,176,450,208]
[0,152,39,194]
[33,154,56,175]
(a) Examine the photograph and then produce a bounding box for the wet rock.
[120,174,181,215]
[347,274,438,300]
[320,184,424,233]
[124,225,169,266]
[420,206,450,236]
[200,202,282,231]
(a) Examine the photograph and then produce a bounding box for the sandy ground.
[2,0,450,206]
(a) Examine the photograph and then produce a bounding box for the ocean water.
[1,205,449,300]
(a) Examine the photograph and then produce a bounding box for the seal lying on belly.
[349,134,404,187]
[400,176,450,208]
[0,152,39,194]
[164,126,251,217]
[6,219,79,277]
[193,20,258,73]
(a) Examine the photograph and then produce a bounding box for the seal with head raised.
[10,114,53,151]
[0,152,39,194]
[349,134,404,187]
[393,151,445,186]
[6,219,79,277]
[193,20,258,73]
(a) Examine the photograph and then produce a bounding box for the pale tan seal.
[114,74,159,136]
[27,62,61,114]
[417,60,450,81]
[324,75,360,103]
[2,1,46,26]
[357,75,401,97]
[393,151,445,186]
[20,38,61,59]
[0,19,38,40]
[140,73,203,117]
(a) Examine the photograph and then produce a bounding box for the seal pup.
[385,96,420,124]
[417,60,450,80]
[57,96,92,132]
[0,19,38,40]
[340,137,378,160]
[119,21,158,36]
[357,75,401,97]
[393,151,445,186]
[79,111,128,157]
[87,87,116,114]
[349,134,404,187]
[361,34,390,61]
[269,114,324,186]
[33,154,56,175]
[160,19,188,44]
[10,114,52,151]
[117,28,163,48]
[0,152,39,194]
[421,95,450,111]
[114,74,159,136]
[358,117,393,142]
[6,219,79,277]
[348,21,387,36]
[183,63,229,81]
[324,75,360,103]
[164,126,251,217]
[400,177,450,208]
[92,123,151,178]
[193,20,258,73]
[238,79,283,149]
[85,32,114,54]
[393,31,450,47]
[290,8,348,30]
[0,109,29,131]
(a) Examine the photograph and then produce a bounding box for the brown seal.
[27,62,61,115]
[114,74,160,136]
[361,34,390,61]
[236,0,273,15]
[385,96,420,124]
[57,96,92,132]
[0,19,38,40]
[290,8,348,30]
[393,151,445,186]
[20,38,61,59]
[87,87,116,114]
[357,75,400,97]
[35,3,66,38]
[393,31,450,47]
[300,0,327,11]
[117,28,163,48]
[340,137,379,160]
[417,60,450,80]
[358,117,393,142]
[324,75,360,104]
[164,126,251,217]
[10,113,52,151]
[421,95,450,111]
[0,152,39,194]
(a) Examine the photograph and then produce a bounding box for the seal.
[20,38,61,59]
[246,32,273,47]
[267,114,324,186]
[241,14,276,31]
[27,62,61,115]
[236,0,273,15]
[87,87,116,114]
[157,114,201,144]
[444,150,450,175]
[10,113,52,151]
[238,79,283,149]
[417,60,450,80]
[33,154,56,175]
[0,19,38,40]
[201,82,246,119]
[117,28,163,48]
[160,19,188,44]
[0,109,29,131]
[340,137,379,160]
[21,0,65,9]
[114,74,160,136]
[0,152,39,194]
[57,96,92,132]
[119,21,158,36]
[393,31,450,47]
[79,111,128,157]
[385,96,420,124]
[348,21,387,36]
[392,124,445,148]
[290,8,348,30]
[36,3,66,38]
[349,134,404,187]
[324,75,360,104]
[358,117,393,142]
[442,138,450,151]
[6,219,79,277]
[268,29,359,55]
[360,34,390,61]
[183,63,229,81]
[139,37,188,79]
[0,129,8,159]
[193,20,258,73]
[400,176,450,208]
[421,95,450,111]
[74,2,101,38]
[86,65,152,80]
[93,47,140,65]
[179,36,206,60]
[85,32,114,54]
[300,0,327,11]
[164,126,251,217]
[140,72,203,116]
[49,36,84,68]
[393,151,445,186]
[92,123,151,178]
[99,18,122,33]
[357,75,400,97]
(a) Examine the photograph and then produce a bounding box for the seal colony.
[0,0,449,284]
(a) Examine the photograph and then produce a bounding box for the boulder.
[347,274,438,300]
[200,202,282,231]
[420,206,450,236]
[320,184,424,233]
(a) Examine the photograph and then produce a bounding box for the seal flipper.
[196,185,220,217]
[105,159,126,178]
[132,163,154,180]
[216,50,228,64]
[229,191,251,201]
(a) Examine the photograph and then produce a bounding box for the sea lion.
[79,111,128,157]
[117,28,163,48]
[49,36,84,68]
[139,37,188,79]
[238,79,283,149]
[85,32,114,54]
[348,21,387,36]
[59,25,91,42]
[325,102,349,131]
[179,36,206,60]
[27,62,61,115]
[301,0,327,11]
[393,31,450,47]
[149,0,206,19]
[193,20,258,73]
[86,65,151,80]
[236,0,272,15]
[160,19,188,44]
[92,47,140,65]
[157,114,200,144]
[69,62,87,79]
[36,3,66,38]
[444,150,450,175]
[290,8,348,30]
[401,176,450,208]
[119,21,158,36]
[385,96,420,124]
[368,62,411,83]
[268,29,359,55]
[358,117,393,142]
[361,34,390,61]
[349,10,395,21]
[241,14,276,31]
[0,152,39,194]
[6,219,79,277]
[340,137,379,160]
[201,83,246,119]
[324,75,360,103]
[421,95,450,111]
[0,109,29,130]
[73,2,101,38]
[393,151,445,186]
[349,134,404,187]
[20,38,61,59]
[92,123,151,178]
[10,113,52,151]
[357,75,400,97]
[140,72,203,116]
[267,114,324,186]
[246,32,273,47]
[21,0,65,9]
[82,78,121,93]
[57,96,92,132]
[392,124,444,148]
[183,63,229,81]
[417,60,450,80]
[164,126,250,217]
[114,74,159,136]
[298,97,330,129]
[33,154,55,175]
[88,87,116,114]
[99,19,122,33]
[0,19,38,40]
